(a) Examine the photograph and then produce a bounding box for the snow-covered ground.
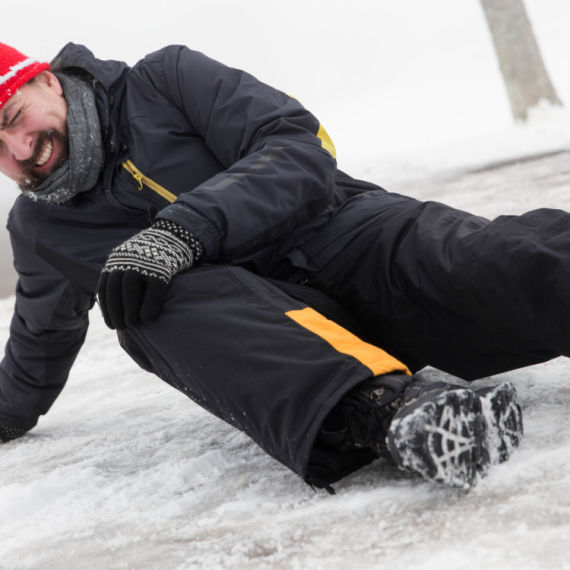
[2,1,570,569]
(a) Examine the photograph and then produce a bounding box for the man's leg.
[306,191,569,380]
[118,264,523,490]
[118,264,410,488]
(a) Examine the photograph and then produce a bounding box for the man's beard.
[18,129,70,191]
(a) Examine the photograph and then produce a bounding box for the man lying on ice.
[0,41,538,492]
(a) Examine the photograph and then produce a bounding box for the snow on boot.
[476,382,524,464]
[387,380,523,488]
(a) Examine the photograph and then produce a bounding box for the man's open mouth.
[17,129,69,191]
[35,138,53,167]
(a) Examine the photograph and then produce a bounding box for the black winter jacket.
[0,43,357,432]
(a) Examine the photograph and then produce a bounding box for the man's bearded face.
[0,72,69,190]
[17,128,69,190]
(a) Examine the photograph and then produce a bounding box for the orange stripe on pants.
[286,307,411,377]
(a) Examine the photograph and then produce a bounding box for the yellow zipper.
[122,160,177,203]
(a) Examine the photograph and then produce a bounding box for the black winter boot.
[0,425,27,442]
[322,374,523,488]
[387,379,523,488]
[318,374,415,457]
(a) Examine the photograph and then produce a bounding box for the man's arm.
[145,45,338,262]
[0,233,94,438]
[98,45,339,329]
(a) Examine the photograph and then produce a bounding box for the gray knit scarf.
[22,73,104,204]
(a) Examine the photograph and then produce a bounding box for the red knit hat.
[0,43,50,109]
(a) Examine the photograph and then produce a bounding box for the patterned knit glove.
[98,219,204,330]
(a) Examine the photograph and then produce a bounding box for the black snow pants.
[119,188,570,487]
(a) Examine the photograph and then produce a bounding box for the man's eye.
[9,110,21,125]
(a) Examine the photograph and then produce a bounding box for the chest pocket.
[122,160,177,204]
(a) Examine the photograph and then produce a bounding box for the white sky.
[2,0,568,158]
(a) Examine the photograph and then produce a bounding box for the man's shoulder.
[7,195,80,246]
[8,195,47,231]
[6,196,47,252]
[130,45,192,77]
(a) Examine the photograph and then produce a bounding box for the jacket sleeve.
[0,233,94,433]
[151,45,338,262]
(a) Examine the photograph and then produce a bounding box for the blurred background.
[0,0,568,296]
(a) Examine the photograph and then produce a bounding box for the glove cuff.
[153,219,204,263]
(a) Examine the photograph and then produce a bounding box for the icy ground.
[1,117,570,570]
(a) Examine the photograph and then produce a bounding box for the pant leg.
[304,190,569,380]
[118,264,409,487]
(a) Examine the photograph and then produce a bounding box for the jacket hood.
[50,43,130,93]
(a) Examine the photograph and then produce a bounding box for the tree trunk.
[480,0,562,121]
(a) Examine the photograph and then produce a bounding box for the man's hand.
[97,219,203,330]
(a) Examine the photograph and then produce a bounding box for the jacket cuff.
[156,203,221,261]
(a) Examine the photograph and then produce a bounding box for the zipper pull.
[134,173,143,190]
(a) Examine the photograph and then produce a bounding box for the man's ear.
[35,70,64,96]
